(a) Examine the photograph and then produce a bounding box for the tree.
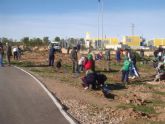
[54,37,60,42]
[80,38,85,44]
[43,37,49,45]
[21,37,30,46]
[1,37,10,44]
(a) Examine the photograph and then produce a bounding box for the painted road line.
[14,66,77,124]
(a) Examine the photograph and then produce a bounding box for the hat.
[87,53,93,60]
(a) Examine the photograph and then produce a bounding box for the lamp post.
[98,0,104,49]
[97,0,100,49]
[101,0,104,49]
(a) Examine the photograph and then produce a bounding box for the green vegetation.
[134,105,156,114]
[153,91,165,96]
[118,104,156,114]
[11,61,34,67]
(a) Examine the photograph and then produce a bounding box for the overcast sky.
[0,0,165,40]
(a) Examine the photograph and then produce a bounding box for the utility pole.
[131,23,135,36]
[101,0,104,49]
[98,0,104,49]
[97,0,100,49]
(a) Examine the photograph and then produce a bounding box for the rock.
[126,99,130,104]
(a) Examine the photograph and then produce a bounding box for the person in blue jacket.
[49,44,56,66]
[116,48,121,63]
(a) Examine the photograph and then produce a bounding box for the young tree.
[43,37,49,45]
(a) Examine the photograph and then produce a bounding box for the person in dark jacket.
[140,49,144,64]
[116,49,121,63]
[105,49,110,71]
[48,44,56,66]
[70,47,78,73]
[0,42,4,66]
[56,59,62,70]
[6,43,12,66]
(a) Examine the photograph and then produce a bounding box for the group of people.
[153,47,165,81]
[70,46,108,89]
[0,42,21,67]
[120,49,140,85]
[48,44,165,89]
[69,46,142,88]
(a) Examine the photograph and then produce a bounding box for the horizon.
[0,0,165,40]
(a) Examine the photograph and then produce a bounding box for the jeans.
[0,54,3,66]
[78,65,83,72]
[6,55,11,65]
[49,55,54,66]
[72,60,78,73]
[121,70,129,83]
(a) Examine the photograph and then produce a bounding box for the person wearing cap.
[84,53,94,72]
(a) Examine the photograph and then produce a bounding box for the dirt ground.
[12,49,165,124]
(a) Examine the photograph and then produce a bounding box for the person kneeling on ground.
[81,70,107,90]
[81,70,97,90]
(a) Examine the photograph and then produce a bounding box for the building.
[153,38,165,48]
[85,32,119,49]
[122,36,144,49]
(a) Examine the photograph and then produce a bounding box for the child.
[78,56,85,72]
[121,57,131,85]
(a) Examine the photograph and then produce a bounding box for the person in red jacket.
[84,54,94,71]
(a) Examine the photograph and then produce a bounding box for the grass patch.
[150,99,165,107]
[143,83,158,89]
[117,104,156,114]
[29,67,56,77]
[30,68,43,73]
[150,121,165,124]
[153,91,165,96]
[117,104,133,110]
[134,105,156,114]
[11,61,34,67]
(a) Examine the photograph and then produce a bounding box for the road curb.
[14,66,78,124]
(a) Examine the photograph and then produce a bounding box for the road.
[0,67,71,124]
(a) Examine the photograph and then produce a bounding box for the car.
[49,41,62,52]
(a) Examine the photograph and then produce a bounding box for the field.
[11,49,165,124]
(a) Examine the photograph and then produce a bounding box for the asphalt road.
[0,67,70,124]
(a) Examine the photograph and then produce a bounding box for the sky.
[0,0,165,40]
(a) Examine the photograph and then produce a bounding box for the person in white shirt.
[13,47,18,60]
[78,56,85,72]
